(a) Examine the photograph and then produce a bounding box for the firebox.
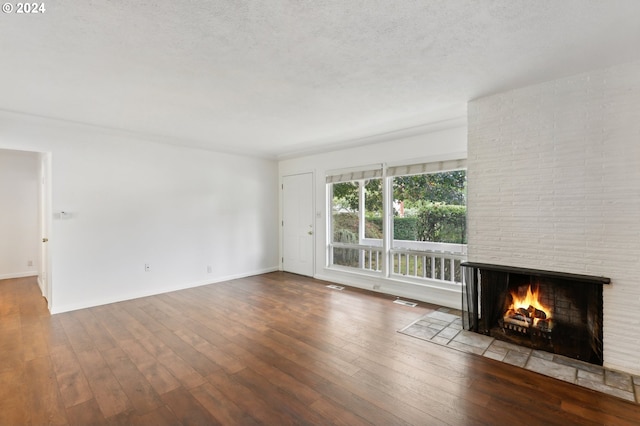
[461,263,610,366]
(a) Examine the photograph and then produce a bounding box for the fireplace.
[461,263,610,366]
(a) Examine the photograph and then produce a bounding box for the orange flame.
[512,285,547,313]
[506,284,551,326]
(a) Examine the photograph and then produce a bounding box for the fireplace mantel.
[461,262,611,285]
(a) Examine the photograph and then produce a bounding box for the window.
[389,169,466,282]
[327,159,466,285]
[327,166,383,272]
[331,180,360,268]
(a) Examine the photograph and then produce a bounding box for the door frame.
[39,152,53,309]
[280,171,315,277]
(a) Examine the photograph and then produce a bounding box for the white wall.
[279,121,467,307]
[0,149,40,279]
[0,112,279,313]
[468,60,640,375]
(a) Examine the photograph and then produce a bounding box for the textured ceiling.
[2,1,640,158]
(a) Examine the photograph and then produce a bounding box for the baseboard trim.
[0,271,38,280]
[50,266,279,314]
[314,271,461,309]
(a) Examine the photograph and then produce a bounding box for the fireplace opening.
[461,263,609,366]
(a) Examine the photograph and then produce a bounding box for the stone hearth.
[399,307,639,403]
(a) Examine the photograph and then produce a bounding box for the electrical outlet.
[207,265,212,273]
[144,263,150,272]
[27,260,33,267]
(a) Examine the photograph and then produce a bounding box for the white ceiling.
[2,1,640,159]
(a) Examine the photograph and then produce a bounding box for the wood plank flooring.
[1,272,639,425]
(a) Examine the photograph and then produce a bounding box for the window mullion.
[358,180,365,243]
[327,182,334,268]
[383,171,391,278]
[358,181,365,269]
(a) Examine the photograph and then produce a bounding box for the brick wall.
[468,60,640,375]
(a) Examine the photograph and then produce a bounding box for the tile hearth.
[399,307,639,404]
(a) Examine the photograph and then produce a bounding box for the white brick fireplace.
[467,60,640,376]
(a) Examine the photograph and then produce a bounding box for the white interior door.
[39,152,52,308]
[282,173,314,276]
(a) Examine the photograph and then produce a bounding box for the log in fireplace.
[461,263,610,366]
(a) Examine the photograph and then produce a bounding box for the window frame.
[326,159,467,287]
[328,177,384,274]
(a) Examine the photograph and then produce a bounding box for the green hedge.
[333,213,383,239]
[333,205,466,244]
[393,217,417,240]
[417,204,466,244]
[335,215,416,240]
[368,217,419,240]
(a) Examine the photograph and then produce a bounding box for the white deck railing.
[330,241,466,284]
[390,248,466,284]
[330,242,383,272]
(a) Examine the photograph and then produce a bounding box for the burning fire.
[504,284,552,330]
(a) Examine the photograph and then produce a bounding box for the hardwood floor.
[1,272,638,425]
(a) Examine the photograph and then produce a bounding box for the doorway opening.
[0,148,52,310]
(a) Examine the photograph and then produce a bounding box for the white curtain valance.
[326,165,383,183]
[386,158,466,177]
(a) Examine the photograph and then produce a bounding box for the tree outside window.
[392,170,466,245]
